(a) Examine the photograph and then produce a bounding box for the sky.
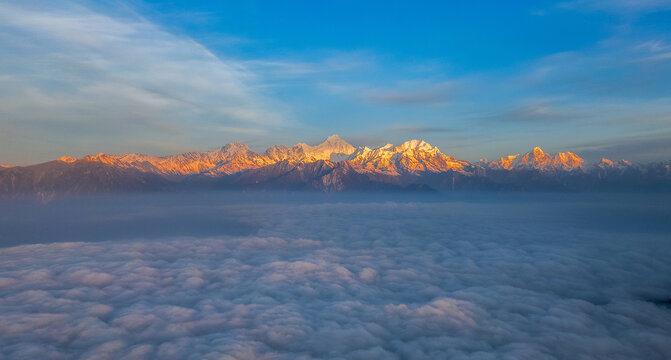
[1,0,671,164]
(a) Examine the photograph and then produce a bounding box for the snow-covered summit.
[265,134,356,163]
[397,139,439,153]
[348,140,466,175]
[221,142,253,156]
[488,146,584,171]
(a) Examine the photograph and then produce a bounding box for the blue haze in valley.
[1,193,670,359]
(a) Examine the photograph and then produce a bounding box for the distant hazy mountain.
[1,135,669,195]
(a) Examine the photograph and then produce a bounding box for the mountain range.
[1,135,670,195]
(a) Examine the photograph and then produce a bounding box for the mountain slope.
[2,137,670,194]
[0,160,167,195]
[60,135,356,176]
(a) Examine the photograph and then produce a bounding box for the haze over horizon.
[1,0,671,165]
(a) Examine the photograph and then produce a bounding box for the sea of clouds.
[1,193,670,359]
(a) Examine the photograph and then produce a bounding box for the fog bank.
[1,192,670,359]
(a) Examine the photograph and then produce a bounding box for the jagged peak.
[322,134,345,144]
[83,153,112,160]
[346,139,464,175]
[221,142,252,156]
[487,154,519,169]
[399,139,436,152]
[262,136,356,163]
[58,156,77,163]
[594,158,633,169]
[599,158,614,166]
[314,134,355,152]
[489,147,584,171]
[351,140,441,155]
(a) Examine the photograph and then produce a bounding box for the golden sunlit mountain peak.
[9,137,607,181]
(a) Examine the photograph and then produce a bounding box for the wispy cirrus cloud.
[558,0,671,13]
[390,125,453,133]
[571,131,671,162]
[0,2,285,163]
[244,52,374,79]
[361,81,453,105]
[484,101,592,123]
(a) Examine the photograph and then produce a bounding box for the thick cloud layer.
[1,193,670,359]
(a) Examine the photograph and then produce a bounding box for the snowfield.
[1,193,670,359]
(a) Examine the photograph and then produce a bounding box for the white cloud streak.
[558,0,671,13]
[361,81,453,105]
[0,2,284,161]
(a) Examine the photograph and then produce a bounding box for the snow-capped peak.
[263,135,356,163]
[221,142,252,156]
[398,139,437,152]
[595,158,633,169]
[487,147,583,171]
[314,134,356,155]
[599,158,614,166]
[58,156,77,163]
[322,134,346,144]
[487,154,520,169]
[347,139,466,175]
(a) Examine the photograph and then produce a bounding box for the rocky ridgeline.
[1,135,669,194]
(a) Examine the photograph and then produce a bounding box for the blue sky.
[1,0,671,164]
